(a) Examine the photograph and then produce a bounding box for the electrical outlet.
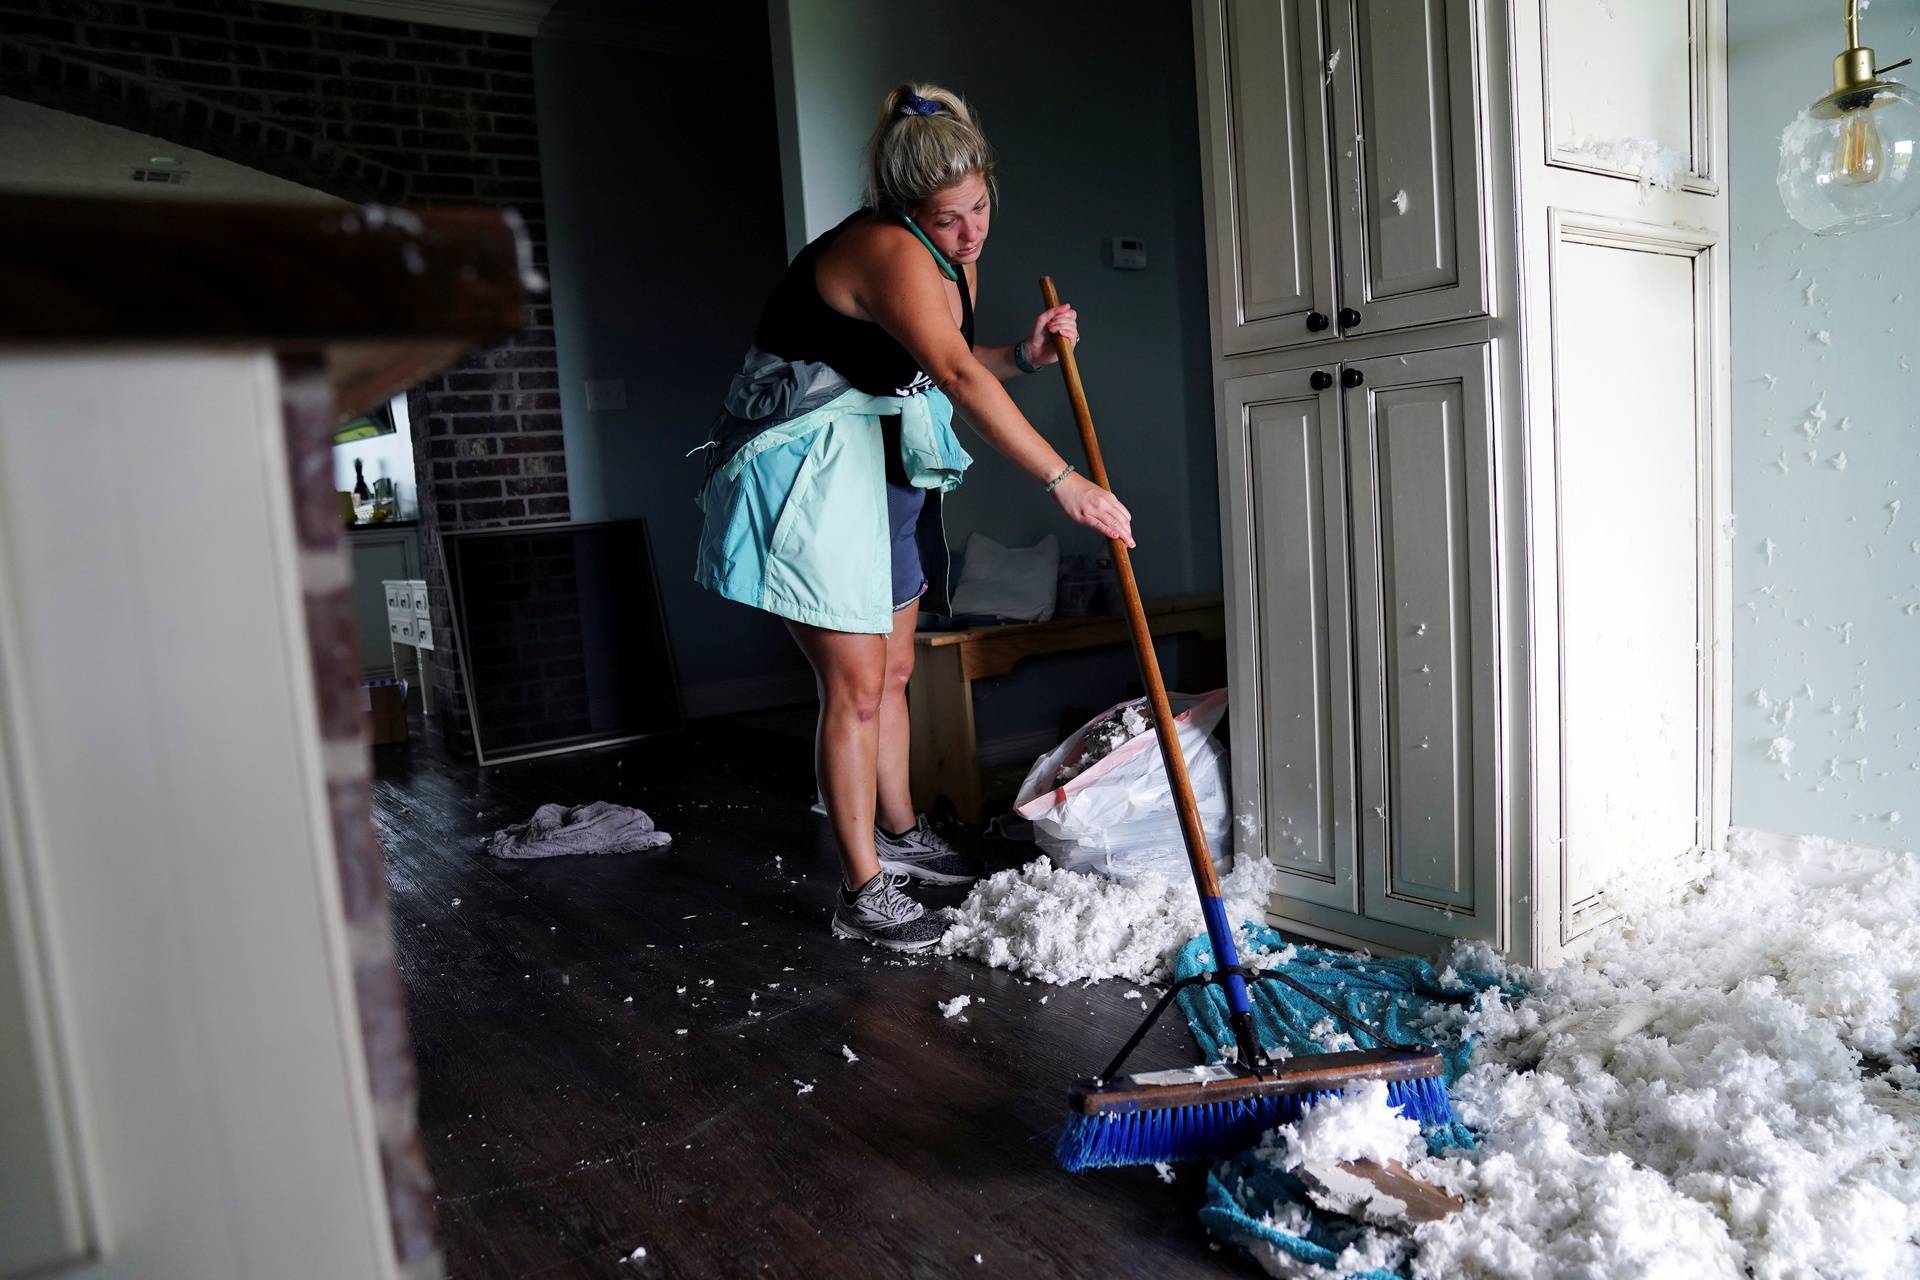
[584,378,627,412]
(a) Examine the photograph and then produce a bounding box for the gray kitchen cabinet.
[346,524,419,678]
[1344,346,1498,939]
[1195,0,1486,356]
[1217,365,1357,911]
[1329,0,1488,336]
[1198,0,1732,964]
[1219,347,1496,943]
[1195,0,1339,354]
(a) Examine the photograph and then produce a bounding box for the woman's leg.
[787,618,887,889]
[875,597,919,835]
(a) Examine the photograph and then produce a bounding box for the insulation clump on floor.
[1207,832,1920,1279]
[937,854,1279,986]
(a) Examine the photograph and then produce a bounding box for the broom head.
[1057,1046,1449,1172]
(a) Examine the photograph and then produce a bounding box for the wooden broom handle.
[1039,276,1224,901]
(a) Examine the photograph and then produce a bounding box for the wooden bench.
[907,592,1225,821]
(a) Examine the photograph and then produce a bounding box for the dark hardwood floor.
[372,707,1257,1279]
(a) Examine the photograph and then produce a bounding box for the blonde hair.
[862,82,996,213]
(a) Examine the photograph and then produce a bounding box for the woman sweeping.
[694,83,1134,951]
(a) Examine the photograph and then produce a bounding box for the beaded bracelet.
[1044,463,1077,492]
[1012,339,1039,375]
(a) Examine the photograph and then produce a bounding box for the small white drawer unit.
[382,577,435,716]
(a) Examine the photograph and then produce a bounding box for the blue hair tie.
[900,92,945,117]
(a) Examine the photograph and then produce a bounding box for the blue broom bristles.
[1057,1074,1455,1172]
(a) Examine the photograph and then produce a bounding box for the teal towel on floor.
[1171,925,1508,1279]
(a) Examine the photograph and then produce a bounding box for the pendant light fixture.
[1777,0,1920,235]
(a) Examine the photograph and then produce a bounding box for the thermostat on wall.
[1105,236,1147,270]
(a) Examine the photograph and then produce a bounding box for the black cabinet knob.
[1309,370,1333,390]
[1306,311,1331,332]
[1338,307,1362,329]
[1341,367,1364,388]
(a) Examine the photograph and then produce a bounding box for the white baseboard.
[680,670,817,719]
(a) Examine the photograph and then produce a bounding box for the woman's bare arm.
[858,237,1064,481]
[841,228,1135,546]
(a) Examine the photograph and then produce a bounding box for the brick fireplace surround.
[1,0,570,747]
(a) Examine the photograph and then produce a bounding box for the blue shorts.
[887,479,927,611]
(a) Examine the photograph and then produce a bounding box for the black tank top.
[754,210,975,398]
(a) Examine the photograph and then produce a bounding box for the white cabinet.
[383,576,435,717]
[1195,0,1486,356]
[1196,0,1338,353]
[1329,0,1488,335]
[347,533,435,712]
[1218,365,1358,910]
[1344,347,1498,940]
[1220,346,1497,944]
[384,578,432,650]
[1198,0,1731,964]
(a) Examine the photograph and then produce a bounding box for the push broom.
[1035,277,1455,1172]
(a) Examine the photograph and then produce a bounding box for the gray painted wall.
[769,0,1219,599]
[537,1,1219,737]
[534,29,806,705]
[766,0,1222,745]
[1730,1,1920,850]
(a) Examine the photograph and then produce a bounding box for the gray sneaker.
[831,872,951,951]
[874,815,977,884]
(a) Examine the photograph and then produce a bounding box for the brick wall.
[455,530,594,754]
[0,0,568,747]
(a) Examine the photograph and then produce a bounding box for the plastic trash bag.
[1013,688,1232,883]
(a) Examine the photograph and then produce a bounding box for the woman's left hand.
[1023,303,1078,368]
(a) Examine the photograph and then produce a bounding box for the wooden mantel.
[0,193,535,416]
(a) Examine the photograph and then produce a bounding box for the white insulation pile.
[936,854,1280,986]
[1233,832,1920,1279]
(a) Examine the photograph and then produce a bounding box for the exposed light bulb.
[1780,56,1920,229]
[1833,111,1885,184]
[1779,2,1920,231]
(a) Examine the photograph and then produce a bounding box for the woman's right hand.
[1053,472,1135,548]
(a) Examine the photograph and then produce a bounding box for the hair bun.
[864,83,993,211]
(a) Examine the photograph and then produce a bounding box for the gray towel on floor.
[486,802,672,859]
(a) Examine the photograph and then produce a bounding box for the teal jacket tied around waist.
[694,383,973,634]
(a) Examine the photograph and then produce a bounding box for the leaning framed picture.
[444,518,683,765]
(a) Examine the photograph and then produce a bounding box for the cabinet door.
[1552,224,1713,933]
[1218,364,1357,909]
[1344,346,1497,939]
[1327,0,1487,335]
[348,529,418,676]
[1195,0,1339,355]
